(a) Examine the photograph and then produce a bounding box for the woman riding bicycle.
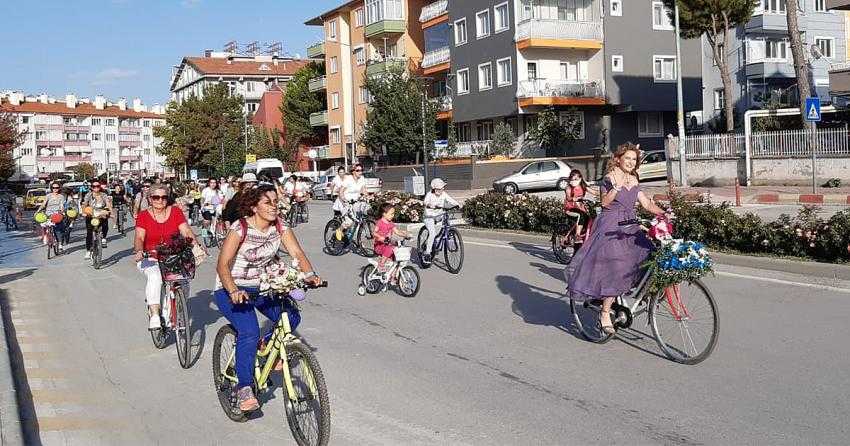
[563,169,590,240]
[110,183,131,230]
[567,143,667,334]
[215,184,322,412]
[422,178,460,263]
[133,184,205,331]
[37,182,68,252]
[82,181,113,259]
[201,178,224,237]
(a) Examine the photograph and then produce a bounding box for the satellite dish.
[810,43,824,60]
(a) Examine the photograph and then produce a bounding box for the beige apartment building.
[306,0,431,166]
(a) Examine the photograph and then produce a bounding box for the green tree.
[663,0,755,133]
[68,162,96,180]
[360,65,438,163]
[0,111,26,180]
[491,122,517,157]
[281,63,324,152]
[529,107,581,157]
[248,125,296,168]
[446,121,458,157]
[154,83,246,177]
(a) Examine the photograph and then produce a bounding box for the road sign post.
[805,97,821,194]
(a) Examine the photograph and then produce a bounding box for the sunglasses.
[51,187,60,190]
[149,195,168,201]
[92,185,101,188]
[142,185,150,188]
[354,169,363,172]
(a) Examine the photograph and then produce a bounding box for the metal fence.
[674,127,850,160]
[682,133,744,159]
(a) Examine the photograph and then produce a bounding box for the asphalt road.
[1,204,849,445]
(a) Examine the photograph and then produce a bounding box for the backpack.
[237,217,285,247]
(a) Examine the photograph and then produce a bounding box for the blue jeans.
[214,287,301,388]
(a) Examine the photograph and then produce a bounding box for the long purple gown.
[567,177,654,300]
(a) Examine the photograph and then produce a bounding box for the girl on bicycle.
[201,178,224,238]
[82,181,113,259]
[563,169,590,239]
[422,178,460,263]
[374,203,409,274]
[215,184,322,412]
[37,182,67,251]
[567,143,666,334]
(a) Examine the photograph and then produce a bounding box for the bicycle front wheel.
[649,280,719,365]
[212,324,248,422]
[174,289,192,369]
[443,228,464,274]
[396,266,420,298]
[283,342,331,446]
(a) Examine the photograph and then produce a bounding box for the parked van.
[243,158,285,182]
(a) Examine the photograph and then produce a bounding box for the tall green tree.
[491,122,517,157]
[529,107,582,157]
[68,162,96,181]
[663,0,755,133]
[248,125,296,168]
[0,111,26,180]
[360,65,438,162]
[154,83,246,177]
[281,63,324,152]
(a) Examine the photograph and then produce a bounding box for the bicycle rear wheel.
[92,235,102,269]
[416,226,431,268]
[356,219,376,257]
[323,219,346,256]
[283,342,331,446]
[552,226,577,265]
[212,324,248,422]
[649,280,719,365]
[174,288,192,369]
[570,298,614,344]
[443,228,464,274]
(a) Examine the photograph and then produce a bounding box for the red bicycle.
[552,198,597,264]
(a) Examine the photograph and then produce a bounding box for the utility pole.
[673,0,688,186]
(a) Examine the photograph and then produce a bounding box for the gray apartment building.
[700,0,847,129]
[446,0,703,156]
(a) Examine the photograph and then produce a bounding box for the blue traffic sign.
[805,97,821,122]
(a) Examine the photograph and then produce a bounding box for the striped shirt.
[215,219,288,290]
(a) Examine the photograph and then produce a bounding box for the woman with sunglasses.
[36,182,68,252]
[338,164,368,216]
[201,178,225,239]
[82,181,113,259]
[134,184,206,330]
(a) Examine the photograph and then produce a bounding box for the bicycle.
[212,281,331,446]
[40,221,60,259]
[416,206,464,274]
[568,218,719,365]
[552,198,598,265]
[201,208,227,248]
[323,200,376,257]
[359,238,421,297]
[146,248,194,369]
[115,203,128,236]
[90,214,106,269]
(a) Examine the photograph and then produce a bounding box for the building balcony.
[35,139,64,146]
[419,0,448,26]
[745,13,788,33]
[119,155,138,162]
[63,139,90,147]
[307,41,325,59]
[430,95,453,120]
[64,155,92,163]
[744,58,795,78]
[366,57,407,76]
[829,62,850,96]
[64,125,90,133]
[119,126,141,134]
[828,0,850,10]
[312,145,331,159]
[34,124,65,131]
[309,111,328,127]
[365,19,405,38]
[516,79,605,107]
[308,76,327,92]
[515,20,603,50]
[422,47,450,73]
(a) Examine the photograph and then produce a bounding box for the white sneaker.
[149,314,161,331]
[84,251,92,259]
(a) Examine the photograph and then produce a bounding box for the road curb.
[0,290,24,445]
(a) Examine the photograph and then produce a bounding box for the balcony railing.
[307,41,325,59]
[35,139,64,146]
[312,145,331,159]
[829,61,850,72]
[119,126,141,134]
[517,79,604,99]
[64,125,90,132]
[366,57,407,76]
[309,111,328,127]
[35,124,65,131]
[515,19,603,42]
[63,139,90,147]
[119,155,138,162]
[308,76,327,92]
[419,0,448,23]
[421,47,450,69]
[430,95,453,112]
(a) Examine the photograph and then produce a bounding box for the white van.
[243,158,285,182]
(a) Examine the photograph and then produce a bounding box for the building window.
[21,148,33,156]
[652,1,673,30]
[494,2,510,33]
[814,0,827,12]
[106,134,116,142]
[92,118,101,126]
[92,133,101,141]
[714,89,725,110]
[106,119,115,126]
[143,120,150,127]
[328,19,337,40]
[611,0,622,16]
[476,120,494,140]
[815,37,834,59]
[330,57,338,74]
[359,86,370,104]
[559,111,585,140]
[476,10,491,39]
[21,116,29,124]
[354,46,366,65]
[652,55,677,82]
[454,18,467,46]
[760,0,787,14]
[497,57,512,87]
[246,81,255,92]
[365,0,403,25]
[638,112,663,137]
[612,55,624,72]
[329,127,341,144]
[144,135,151,142]
[331,92,340,109]
[63,117,72,125]
[457,68,470,94]
[527,62,538,80]
[355,8,364,26]
[478,62,493,91]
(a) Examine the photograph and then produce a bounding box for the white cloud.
[91,68,139,86]
[181,0,201,7]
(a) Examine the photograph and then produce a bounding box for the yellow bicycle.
[212,282,330,446]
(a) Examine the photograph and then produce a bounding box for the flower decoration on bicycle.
[155,234,197,281]
[258,259,310,301]
[643,214,713,295]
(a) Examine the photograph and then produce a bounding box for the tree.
[281,63,324,152]
[664,0,756,133]
[529,107,582,157]
[784,0,814,130]
[68,162,96,180]
[154,83,246,177]
[491,122,517,157]
[446,121,458,157]
[0,111,26,180]
[248,125,296,168]
[360,64,438,163]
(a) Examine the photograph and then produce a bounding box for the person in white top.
[201,178,225,237]
[331,166,348,217]
[422,178,460,262]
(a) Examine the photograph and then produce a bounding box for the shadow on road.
[0,290,41,444]
[508,241,559,264]
[0,269,36,285]
[187,289,223,366]
[496,275,572,331]
[101,248,133,268]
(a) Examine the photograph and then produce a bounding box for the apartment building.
[305,0,428,166]
[0,91,168,181]
[169,51,308,115]
[701,0,847,127]
[827,0,850,99]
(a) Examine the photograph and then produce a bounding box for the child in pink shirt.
[374,203,408,272]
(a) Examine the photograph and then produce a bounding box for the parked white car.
[493,160,573,194]
[638,150,668,181]
[312,174,335,200]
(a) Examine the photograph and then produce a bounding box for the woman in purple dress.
[567,143,667,334]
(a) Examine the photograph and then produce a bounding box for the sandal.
[600,315,616,335]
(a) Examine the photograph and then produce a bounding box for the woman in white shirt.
[331,166,347,217]
[337,164,367,216]
[422,178,460,262]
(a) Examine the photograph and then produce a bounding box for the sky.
[0,0,341,106]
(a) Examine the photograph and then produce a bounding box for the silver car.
[493,160,573,194]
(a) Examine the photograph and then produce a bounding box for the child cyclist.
[563,169,590,239]
[373,203,409,275]
[422,178,460,263]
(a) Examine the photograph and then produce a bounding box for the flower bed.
[368,191,424,224]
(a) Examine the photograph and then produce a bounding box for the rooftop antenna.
[223,40,238,54]
[266,41,283,56]
[245,41,260,56]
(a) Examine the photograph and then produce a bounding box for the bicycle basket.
[393,246,412,262]
[159,249,196,281]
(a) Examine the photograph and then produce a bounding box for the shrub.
[368,191,423,223]
[462,192,568,233]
